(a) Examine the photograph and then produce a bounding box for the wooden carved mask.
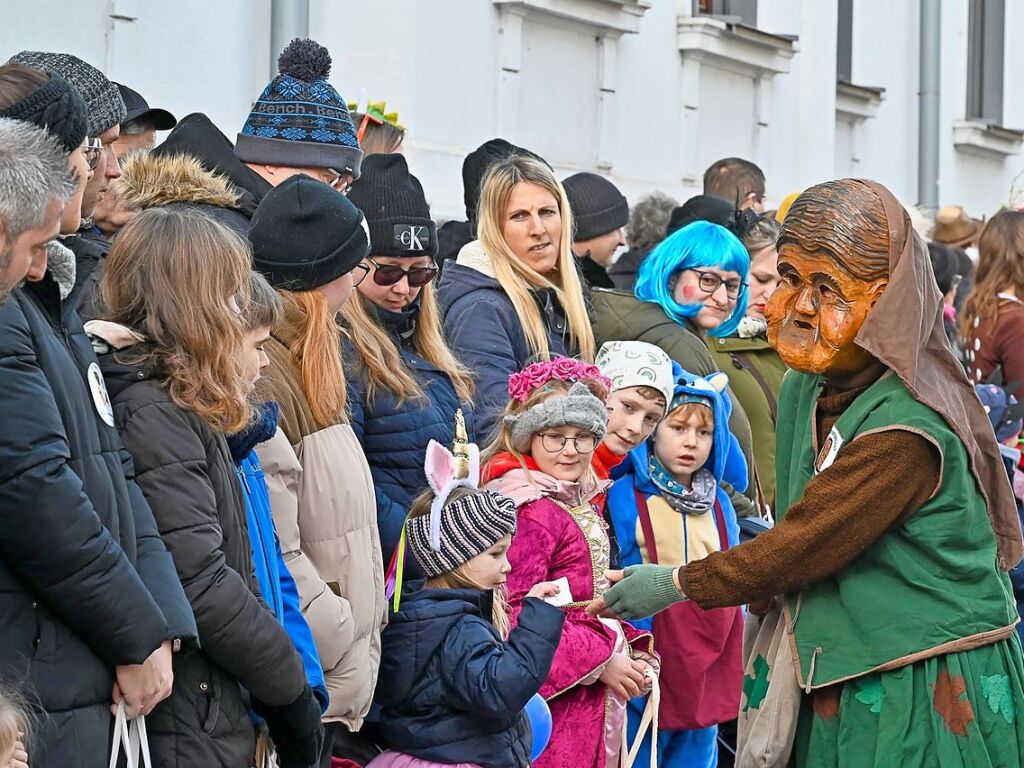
[766,180,890,378]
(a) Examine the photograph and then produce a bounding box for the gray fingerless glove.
[601,564,685,620]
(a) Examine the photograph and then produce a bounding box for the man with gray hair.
[0,118,73,301]
[0,116,195,765]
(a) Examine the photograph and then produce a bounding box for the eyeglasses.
[327,168,351,195]
[351,262,370,287]
[537,432,597,454]
[82,137,102,171]
[366,256,438,288]
[686,268,747,299]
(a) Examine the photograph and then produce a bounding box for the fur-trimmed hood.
[113,151,242,211]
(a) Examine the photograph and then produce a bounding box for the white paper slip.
[543,576,573,607]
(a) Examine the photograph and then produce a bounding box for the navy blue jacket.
[374,585,565,768]
[437,256,575,439]
[344,303,474,569]
[0,275,195,766]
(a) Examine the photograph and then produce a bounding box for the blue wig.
[634,220,750,338]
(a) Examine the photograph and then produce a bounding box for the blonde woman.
[343,154,475,569]
[437,154,595,437]
[248,175,387,765]
[91,206,319,767]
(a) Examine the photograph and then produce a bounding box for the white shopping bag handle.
[109,700,152,768]
[621,669,660,768]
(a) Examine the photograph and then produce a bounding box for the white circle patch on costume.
[87,362,115,427]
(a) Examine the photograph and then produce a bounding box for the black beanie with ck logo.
[249,175,369,292]
[347,153,438,260]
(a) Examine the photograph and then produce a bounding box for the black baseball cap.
[115,83,176,130]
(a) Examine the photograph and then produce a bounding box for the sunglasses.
[366,256,438,288]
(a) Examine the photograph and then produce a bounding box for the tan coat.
[255,328,386,729]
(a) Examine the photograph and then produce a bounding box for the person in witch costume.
[590,178,1024,766]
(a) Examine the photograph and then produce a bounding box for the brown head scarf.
[853,179,1023,569]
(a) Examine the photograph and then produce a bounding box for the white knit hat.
[596,341,675,411]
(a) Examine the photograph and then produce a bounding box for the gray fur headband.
[504,382,608,452]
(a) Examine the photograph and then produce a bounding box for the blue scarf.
[648,451,717,516]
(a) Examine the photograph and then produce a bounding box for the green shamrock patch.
[980,674,1016,724]
[854,677,885,714]
[743,655,770,712]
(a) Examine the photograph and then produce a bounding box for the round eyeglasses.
[537,432,597,454]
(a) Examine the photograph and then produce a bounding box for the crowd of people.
[2,34,1024,768]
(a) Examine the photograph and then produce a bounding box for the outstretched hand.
[586,564,685,620]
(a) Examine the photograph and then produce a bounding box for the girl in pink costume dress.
[482,359,658,768]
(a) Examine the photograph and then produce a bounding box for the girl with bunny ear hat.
[369,412,566,768]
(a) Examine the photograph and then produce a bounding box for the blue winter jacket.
[373,583,565,768]
[437,245,576,439]
[227,403,328,711]
[344,302,475,571]
[607,369,746,634]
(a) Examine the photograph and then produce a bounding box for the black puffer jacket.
[374,586,564,768]
[99,344,306,767]
[0,275,195,768]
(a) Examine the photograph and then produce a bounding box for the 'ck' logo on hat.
[394,225,429,252]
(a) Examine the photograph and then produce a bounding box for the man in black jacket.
[0,118,196,767]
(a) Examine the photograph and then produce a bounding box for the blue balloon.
[525,692,552,761]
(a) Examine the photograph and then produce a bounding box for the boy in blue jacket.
[607,370,746,768]
[230,275,329,717]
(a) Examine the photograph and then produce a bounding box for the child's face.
[604,386,666,455]
[462,533,513,589]
[240,326,272,393]
[530,424,598,482]
[653,407,714,483]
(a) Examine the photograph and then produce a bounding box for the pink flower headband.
[507,357,612,403]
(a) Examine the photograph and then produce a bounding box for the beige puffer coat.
[255,321,386,729]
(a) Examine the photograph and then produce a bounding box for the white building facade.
[6,0,1023,222]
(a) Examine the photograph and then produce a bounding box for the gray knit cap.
[505,382,608,453]
[407,490,518,578]
[8,51,126,136]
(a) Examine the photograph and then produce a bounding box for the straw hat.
[931,205,984,248]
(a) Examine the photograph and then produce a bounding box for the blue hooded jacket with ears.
[606,368,747,631]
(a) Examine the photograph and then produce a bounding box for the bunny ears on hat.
[424,409,479,551]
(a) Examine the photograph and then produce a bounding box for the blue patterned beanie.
[235,38,363,178]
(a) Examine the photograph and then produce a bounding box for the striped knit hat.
[406,490,518,578]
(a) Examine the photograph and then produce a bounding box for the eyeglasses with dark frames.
[685,268,747,299]
[366,256,439,288]
[537,432,597,454]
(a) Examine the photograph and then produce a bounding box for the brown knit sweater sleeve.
[681,427,941,609]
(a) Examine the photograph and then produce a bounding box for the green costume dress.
[774,370,1024,767]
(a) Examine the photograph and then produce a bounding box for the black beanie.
[347,154,437,259]
[461,138,546,222]
[562,172,629,242]
[666,194,757,239]
[0,71,88,153]
[250,175,369,292]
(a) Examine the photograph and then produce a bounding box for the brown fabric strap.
[730,351,779,422]
[635,489,660,565]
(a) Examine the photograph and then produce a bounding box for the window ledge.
[953,120,1024,158]
[493,0,651,35]
[836,80,885,121]
[677,16,797,77]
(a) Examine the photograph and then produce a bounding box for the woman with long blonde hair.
[90,205,319,767]
[342,154,475,570]
[248,175,387,765]
[437,154,596,437]
[960,210,1024,384]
